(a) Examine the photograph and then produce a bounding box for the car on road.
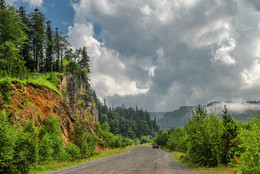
[153,143,159,149]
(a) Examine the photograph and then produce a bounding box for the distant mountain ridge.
[150,101,260,130]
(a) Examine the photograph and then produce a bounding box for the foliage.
[0,1,91,85]
[0,110,18,173]
[152,105,259,170]
[93,91,159,139]
[0,77,12,102]
[65,143,81,161]
[166,127,188,152]
[221,107,239,165]
[238,117,260,174]
[140,135,153,144]
[38,115,63,160]
[153,130,169,146]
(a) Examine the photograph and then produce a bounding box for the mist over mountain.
[150,101,260,130]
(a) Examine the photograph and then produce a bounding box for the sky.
[6,0,260,112]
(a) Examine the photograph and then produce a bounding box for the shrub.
[153,130,169,146]
[140,135,152,144]
[0,110,17,173]
[38,133,54,161]
[0,77,12,102]
[13,132,38,173]
[39,115,63,159]
[238,118,260,174]
[80,134,98,158]
[185,106,224,167]
[66,143,81,161]
[166,127,188,152]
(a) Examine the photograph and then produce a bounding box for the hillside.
[151,101,260,130]
[0,74,97,144]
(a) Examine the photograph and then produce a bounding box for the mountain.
[151,101,260,130]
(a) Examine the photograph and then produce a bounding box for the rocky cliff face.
[0,75,98,144]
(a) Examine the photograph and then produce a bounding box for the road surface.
[45,146,196,174]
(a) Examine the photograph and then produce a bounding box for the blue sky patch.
[93,22,103,43]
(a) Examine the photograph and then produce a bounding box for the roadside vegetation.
[0,110,135,174]
[153,105,260,174]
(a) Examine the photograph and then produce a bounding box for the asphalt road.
[45,146,196,174]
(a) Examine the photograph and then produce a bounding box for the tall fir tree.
[29,8,46,74]
[0,4,28,77]
[45,20,53,72]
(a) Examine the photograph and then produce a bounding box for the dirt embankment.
[0,75,98,144]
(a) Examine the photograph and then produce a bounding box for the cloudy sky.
[8,0,260,111]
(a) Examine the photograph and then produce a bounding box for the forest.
[0,0,89,80]
[93,91,159,141]
[0,1,160,173]
[154,105,260,174]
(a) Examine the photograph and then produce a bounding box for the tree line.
[0,0,90,81]
[93,91,160,140]
[153,105,260,174]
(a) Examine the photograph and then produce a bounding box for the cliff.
[0,75,98,144]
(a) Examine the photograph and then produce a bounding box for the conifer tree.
[46,20,53,72]
[0,4,28,77]
[29,8,46,74]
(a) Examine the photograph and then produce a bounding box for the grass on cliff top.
[30,146,134,174]
[0,73,62,96]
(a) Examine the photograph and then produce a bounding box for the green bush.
[65,143,81,161]
[14,132,38,173]
[140,135,152,144]
[0,110,17,173]
[38,133,54,161]
[39,115,63,159]
[238,118,260,174]
[80,133,98,158]
[134,138,140,145]
[153,131,169,146]
[166,127,188,152]
[0,77,12,102]
[185,106,224,167]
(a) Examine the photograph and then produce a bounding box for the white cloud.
[67,21,149,99]
[22,0,43,7]
[68,0,260,111]
[6,0,43,7]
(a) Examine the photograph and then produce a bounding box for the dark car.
[153,143,159,149]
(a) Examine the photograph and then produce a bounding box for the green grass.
[29,146,134,174]
[0,73,62,96]
[195,167,237,174]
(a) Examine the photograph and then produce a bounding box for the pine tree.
[0,0,6,9]
[79,46,90,72]
[29,8,46,74]
[54,27,60,72]
[0,4,28,77]
[19,6,33,71]
[46,20,53,72]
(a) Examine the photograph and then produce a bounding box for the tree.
[45,20,53,72]
[54,27,60,72]
[29,8,45,74]
[19,6,33,71]
[221,107,238,165]
[0,4,28,77]
[79,46,90,72]
[0,0,6,9]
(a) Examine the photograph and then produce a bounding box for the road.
[45,146,196,174]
